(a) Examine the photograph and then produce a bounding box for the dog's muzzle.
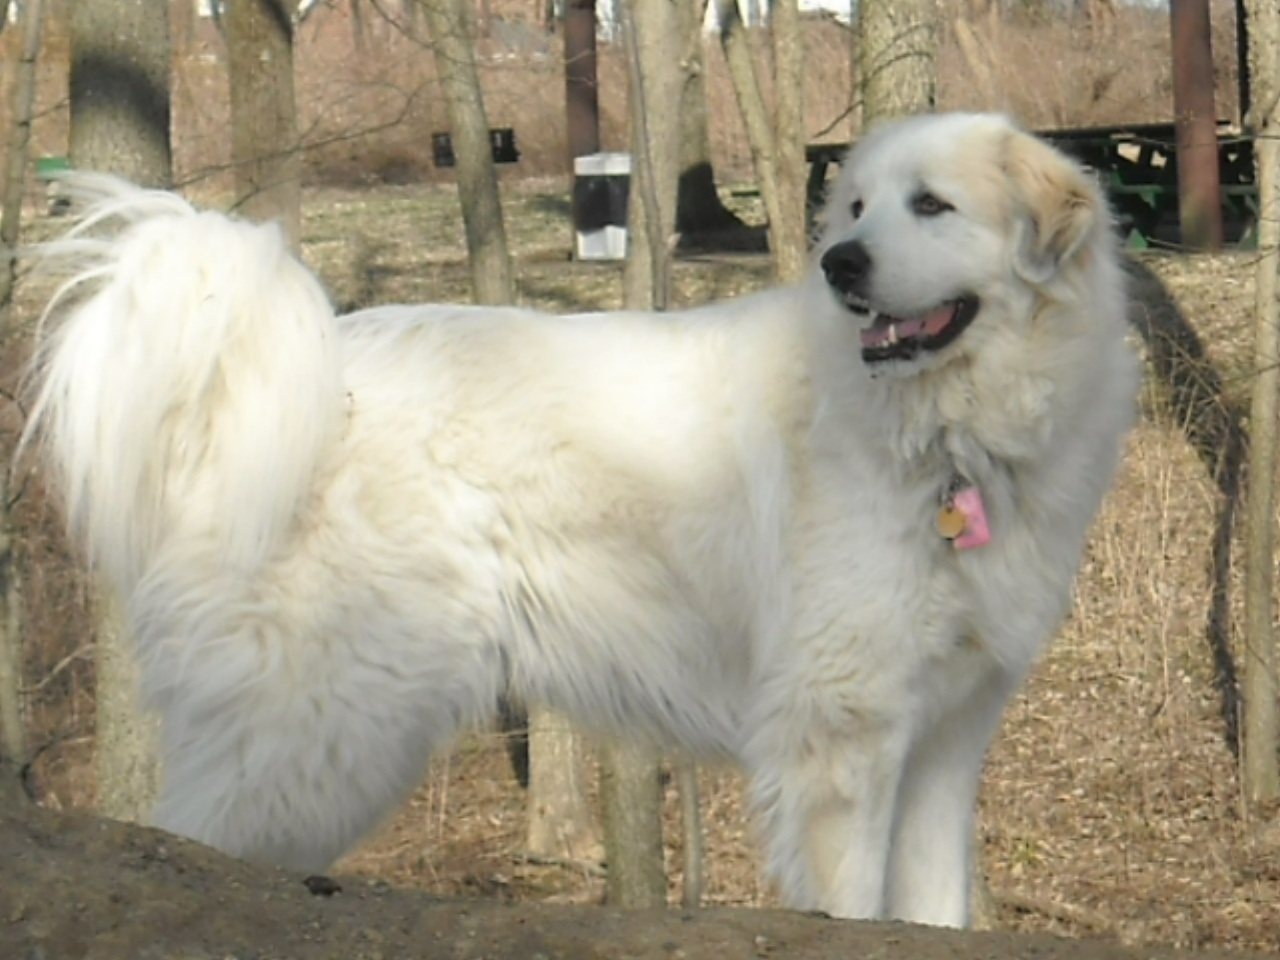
[821,240,980,366]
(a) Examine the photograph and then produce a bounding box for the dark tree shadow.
[1124,257,1246,755]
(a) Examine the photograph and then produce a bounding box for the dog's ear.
[1003,129,1101,283]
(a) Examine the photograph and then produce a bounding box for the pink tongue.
[861,303,958,348]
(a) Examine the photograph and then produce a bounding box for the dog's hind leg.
[883,671,1014,927]
[144,598,506,873]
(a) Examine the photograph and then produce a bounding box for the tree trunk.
[676,0,743,238]
[1241,0,1280,808]
[858,0,938,121]
[0,473,25,801]
[0,0,42,311]
[93,591,161,821]
[714,0,789,279]
[599,1,681,900]
[621,0,684,311]
[68,0,172,826]
[525,706,599,861]
[423,0,514,306]
[1084,0,1118,36]
[677,759,703,908]
[349,0,366,52]
[969,870,998,929]
[599,738,666,907]
[848,0,862,134]
[69,0,172,187]
[769,0,806,281]
[226,0,301,247]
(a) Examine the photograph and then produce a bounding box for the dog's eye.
[850,199,864,220]
[912,192,954,217]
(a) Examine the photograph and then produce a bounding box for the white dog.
[24,113,1137,926]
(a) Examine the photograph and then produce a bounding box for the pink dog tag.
[950,485,990,550]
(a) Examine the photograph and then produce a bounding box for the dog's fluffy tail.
[22,174,343,596]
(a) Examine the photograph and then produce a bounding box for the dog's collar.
[936,470,990,550]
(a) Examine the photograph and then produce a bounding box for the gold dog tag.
[935,502,966,540]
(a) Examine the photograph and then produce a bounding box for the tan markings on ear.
[1003,130,1101,281]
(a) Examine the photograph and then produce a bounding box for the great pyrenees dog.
[24,112,1137,927]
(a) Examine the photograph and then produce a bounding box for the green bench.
[36,156,72,215]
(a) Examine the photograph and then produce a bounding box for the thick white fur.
[23,113,1137,926]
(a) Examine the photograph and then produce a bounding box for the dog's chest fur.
[780,431,1055,722]
[772,336,1130,732]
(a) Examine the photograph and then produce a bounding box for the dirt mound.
[2,802,1274,960]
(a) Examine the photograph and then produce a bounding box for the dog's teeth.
[887,325,898,345]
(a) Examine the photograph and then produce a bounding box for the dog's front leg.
[747,723,912,920]
[884,669,1014,927]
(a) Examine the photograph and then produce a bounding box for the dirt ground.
[4,800,1277,960]
[6,182,1280,958]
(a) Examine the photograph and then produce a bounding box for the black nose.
[821,240,872,294]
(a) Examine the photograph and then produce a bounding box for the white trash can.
[572,152,631,261]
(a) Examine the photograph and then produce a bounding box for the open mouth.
[854,296,981,364]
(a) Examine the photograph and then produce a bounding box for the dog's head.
[815,112,1108,373]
